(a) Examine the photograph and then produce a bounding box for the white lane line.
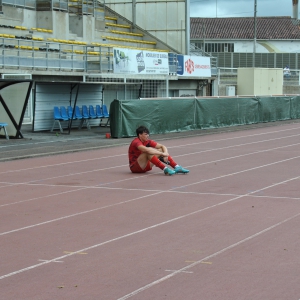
[0,191,164,236]
[0,143,129,162]
[1,181,299,210]
[170,128,300,149]
[1,138,300,194]
[0,135,100,149]
[165,270,193,274]
[0,151,299,238]
[0,143,300,211]
[38,259,64,263]
[173,155,300,191]
[1,125,299,175]
[117,211,300,300]
[1,176,299,281]
[1,134,300,189]
[0,153,127,175]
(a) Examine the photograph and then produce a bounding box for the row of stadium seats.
[109,30,143,37]
[0,36,168,55]
[51,105,110,133]
[0,24,52,33]
[46,38,87,45]
[0,33,43,41]
[102,35,156,45]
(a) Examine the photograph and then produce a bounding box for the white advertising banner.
[177,55,211,77]
[113,48,169,75]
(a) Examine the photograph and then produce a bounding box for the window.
[204,43,234,53]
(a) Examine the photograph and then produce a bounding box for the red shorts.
[130,160,152,173]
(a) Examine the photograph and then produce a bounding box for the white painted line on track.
[117,211,300,300]
[173,154,300,191]
[0,143,128,161]
[170,127,300,149]
[1,141,300,210]
[1,182,299,210]
[38,259,64,263]
[1,133,300,188]
[1,125,299,174]
[165,269,193,274]
[1,176,300,281]
[0,134,103,149]
[0,191,164,236]
[0,153,127,175]
[1,154,300,236]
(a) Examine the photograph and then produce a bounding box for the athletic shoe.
[174,166,189,174]
[164,167,176,175]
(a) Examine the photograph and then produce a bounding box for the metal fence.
[0,37,182,74]
[0,0,105,18]
[218,67,300,96]
[0,38,113,72]
[213,52,300,70]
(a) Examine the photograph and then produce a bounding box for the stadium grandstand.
[0,0,216,126]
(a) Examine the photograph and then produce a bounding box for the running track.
[1,123,300,300]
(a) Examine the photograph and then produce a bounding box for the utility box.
[226,86,236,96]
[237,68,283,96]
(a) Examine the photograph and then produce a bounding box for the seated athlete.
[128,126,189,175]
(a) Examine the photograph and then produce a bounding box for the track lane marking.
[1,135,300,188]
[117,211,300,300]
[1,176,300,280]
[1,125,300,174]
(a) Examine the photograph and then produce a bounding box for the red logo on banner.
[185,59,194,74]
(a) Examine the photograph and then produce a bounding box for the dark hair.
[136,126,149,136]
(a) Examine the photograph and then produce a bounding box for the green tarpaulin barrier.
[110,96,300,138]
[258,96,291,122]
[196,97,259,129]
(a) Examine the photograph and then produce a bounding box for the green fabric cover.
[110,96,300,138]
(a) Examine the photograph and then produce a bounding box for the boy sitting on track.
[128,126,189,175]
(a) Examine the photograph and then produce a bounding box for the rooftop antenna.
[293,0,299,19]
[253,0,257,68]
[186,0,190,55]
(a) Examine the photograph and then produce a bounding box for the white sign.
[113,48,169,75]
[177,55,211,77]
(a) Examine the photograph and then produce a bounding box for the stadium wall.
[110,96,300,138]
[104,0,186,53]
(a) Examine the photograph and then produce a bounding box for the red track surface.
[1,123,300,300]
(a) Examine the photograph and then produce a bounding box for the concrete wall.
[0,6,36,27]
[105,0,186,54]
[82,15,94,42]
[53,11,69,40]
[36,11,53,31]
[69,15,83,37]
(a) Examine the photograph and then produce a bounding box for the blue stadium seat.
[75,106,83,119]
[100,104,110,127]
[60,106,70,120]
[67,106,77,119]
[51,106,68,133]
[78,105,90,130]
[89,105,97,119]
[82,105,90,119]
[0,122,9,140]
[96,105,104,118]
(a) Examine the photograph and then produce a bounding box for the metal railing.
[0,38,113,72]
[1,0,105,18]
[217,67,300,96]
[0,38,182,74]
[1,0,36,9]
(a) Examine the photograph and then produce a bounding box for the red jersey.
[128,137,157,167]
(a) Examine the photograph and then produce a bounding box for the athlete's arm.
[137,144,168,157]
